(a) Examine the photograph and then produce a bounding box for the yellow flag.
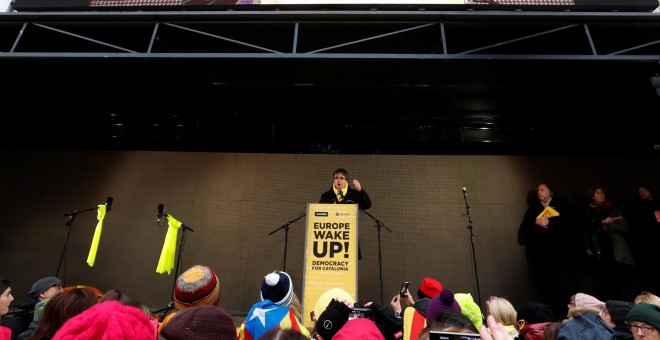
[156,214,183,274]
[536,206,560,220]
[86,204,107,267]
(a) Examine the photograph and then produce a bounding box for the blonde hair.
[635,292,660,307]
[289,292,303,321]
[486,297,518,329]
[567,306,601,318]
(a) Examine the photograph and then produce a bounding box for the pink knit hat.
[575,293,605,309]
[333,318,385,340]
[53,301,155,340]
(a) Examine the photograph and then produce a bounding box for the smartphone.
[399,281,409,298]
[348,307,373,320]
[429,331,480,340]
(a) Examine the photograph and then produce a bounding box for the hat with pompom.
[426,288,462,325]
[174,265,220,310]
[260,271,293,306]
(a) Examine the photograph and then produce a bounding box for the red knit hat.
[418,278,443,299]
[333,318,385,340]
[52,301,155,340]
[174,265,220,310]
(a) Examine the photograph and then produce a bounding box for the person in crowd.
[310,288,354,324]
[1,277,14,340]
[100,289,158,334]
[158,264,221,331]
[401,278,443,340]
[238,270,309,339]
[261,328,309,340]
[516,302,555,340]
[480,315,516,340]
[159,304,236,340]
[333,317,385,340]
[52,300,155,339]
[635,292,660,307]
[557,300,615,340]
[518,182,580,319]
[582,184,636,301]
[455,293,482,330]
[425,289,464,328]
[602,300,634,339]
[542,322,562,340]
[3,277,64,340]
[31,287,98,340]
[311,296,353,340]
[319,168,371,209]
[625,184,660,294]
[485,296,519,337]
[625,303,660,340]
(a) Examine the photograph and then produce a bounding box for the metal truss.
[0,10,659,61]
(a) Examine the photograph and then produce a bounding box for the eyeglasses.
[568,301,575,307]
[627,322,656,335]
[334,177,346,180]
[52,283,63,289]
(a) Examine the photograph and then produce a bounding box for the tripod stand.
[360,209,392,304]
[268,212,306,272]
[461,187,482,307]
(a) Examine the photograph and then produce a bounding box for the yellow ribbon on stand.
[86,204,107,267]
[156,214,183,274]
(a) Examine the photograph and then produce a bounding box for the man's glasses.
[334,176,346,180]
[627,322,655,335]
[52,283,63,289]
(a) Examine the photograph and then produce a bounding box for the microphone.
[105,197,114,212]
[337,189,344,203]
[462,187,467,196]
[156,204,164,224]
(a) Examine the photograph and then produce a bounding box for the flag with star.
[239,300,310,340]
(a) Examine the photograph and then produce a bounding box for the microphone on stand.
[156,204,164,225]
[462,187,467,197]
[105,197,114,212]
[337,189,344,203]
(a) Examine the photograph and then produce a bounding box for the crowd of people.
[1,172,658,339]
[2,269,659,340]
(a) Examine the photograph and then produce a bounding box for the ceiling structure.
[1,4,660,155]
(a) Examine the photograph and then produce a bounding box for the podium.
[301,203,359,329]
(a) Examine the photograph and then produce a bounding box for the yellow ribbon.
[86,204,107,267]
[156,214,183,274]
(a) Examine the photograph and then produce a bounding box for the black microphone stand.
[57,205,98,285]
[268,212,306,272]
[461,189,482,307]
[360,209,392,305]
[161,214,195,317]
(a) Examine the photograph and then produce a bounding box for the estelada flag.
[536,206,560,220]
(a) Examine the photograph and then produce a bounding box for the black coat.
[319,187,371,210]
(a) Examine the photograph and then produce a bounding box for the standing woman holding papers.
[517,182,579,321]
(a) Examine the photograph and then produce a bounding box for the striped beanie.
[260,271,293,306]
[174,265,220,310]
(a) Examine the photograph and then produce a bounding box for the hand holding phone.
[400,281,409,298]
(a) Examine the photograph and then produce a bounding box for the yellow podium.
[302,203,359,328]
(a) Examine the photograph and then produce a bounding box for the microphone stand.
[162,215,195,317]
[360,209,392,305]
[57,205,98,284]
[268,212,306,272]
[461,189,482,307]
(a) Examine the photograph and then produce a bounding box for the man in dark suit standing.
[319,168,371,209]
[320,168,371,260]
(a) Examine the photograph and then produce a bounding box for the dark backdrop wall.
[0,149,657,316]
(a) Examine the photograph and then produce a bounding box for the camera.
[349,306,373,320]
[400,281,409,298]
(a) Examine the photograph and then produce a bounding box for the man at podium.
[319,168,371,209]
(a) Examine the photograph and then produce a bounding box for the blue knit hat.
[260,271,293,306]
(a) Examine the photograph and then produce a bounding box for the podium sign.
[302,203,359,328]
